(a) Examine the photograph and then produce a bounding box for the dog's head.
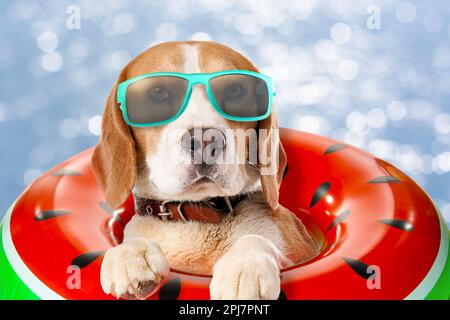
[91,41,286,211]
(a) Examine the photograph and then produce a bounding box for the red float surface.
[9,129,441,299]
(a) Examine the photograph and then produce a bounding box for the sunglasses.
[117,70,276,127]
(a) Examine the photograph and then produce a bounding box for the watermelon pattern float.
[0,128,448,300]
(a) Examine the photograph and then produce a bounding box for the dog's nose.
[181,128,226,164]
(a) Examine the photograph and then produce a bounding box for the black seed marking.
[114,216,124,226]
[158,278,181,300]
[343,257,375,280]
[378,219,414,232]
[50,169,82,176]
[324,143,348,155]
[278,289,288,300]
[327,210,351,231]
[71,251,105,269]
[35,210,71,221]
[310,182,331,208]
[368,176,400,184]
[282,164,289,180]
[99,201,115,215]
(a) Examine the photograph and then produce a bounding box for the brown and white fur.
[92,41,319,300]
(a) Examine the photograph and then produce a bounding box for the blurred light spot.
[315,76,332,94]
[331,128,364,147]
[298,77,333,105]
[369,56,391,75]
[0,41,13,70]
[328,0,354,18]
[112,13,136,34]
[88,115,102,136]
[368,139,396,159]
[330,128,348,141]
[395,145,422,173]
[386,100,407,121]
[293,0,318,21]
[343,131,364,147]
[296,115,320,133]
[155,22,178,40]
[423,12,443,33]
[69,68,95,87]
[110,50,131,70]
[436,74,450,94]
[314,40,338,61]
[432,152,450,174]
[0,104,7,122]
[436,134,450,145]
[432,46,450,69]
[41,52,63,72]
[234,13,262,36]
[190,32,212,41]
[395,2,416,24]
[346,112,367,134]
[259,42,290,64]
[276,17,296,36]
[29,144,55,166]
[419,155,434,175]
[166,1,190,20]
[67,38,90,63]
[410,100,436,120]
[359,80,380,101]
[59,118,80,139]
[8,1,41,21]
[351,28,373,50]
[37,31,58,53]
[397,66,428,90]
[337,59,359,80]
[29,56,45,76]
[294,115,329,135]
[367,108,386,129]
[330,88,350,110]
[242,33,264,46]
[24,169,41,186]
[330,23,352,44]
[434,114,450,134]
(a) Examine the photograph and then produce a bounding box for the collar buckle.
[158,201,173,220]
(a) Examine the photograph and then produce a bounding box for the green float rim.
[0,203,62,300]
[421,206,450,300]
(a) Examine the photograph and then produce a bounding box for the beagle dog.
[92,41,319,300]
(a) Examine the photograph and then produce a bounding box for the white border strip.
[2,204,64,300]
[404,207,449,300]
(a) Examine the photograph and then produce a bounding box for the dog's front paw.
[210,252,281,300]
[100,239,169,300]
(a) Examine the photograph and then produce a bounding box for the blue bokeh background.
[0,0,449,225]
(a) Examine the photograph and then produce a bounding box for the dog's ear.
[91,72,136,209]
[258,109,287,210]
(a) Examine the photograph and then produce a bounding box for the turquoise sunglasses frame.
[117,70,276,128]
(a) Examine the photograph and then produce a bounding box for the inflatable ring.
[1,128,449,300]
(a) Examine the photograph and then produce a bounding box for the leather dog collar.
[134,195,246,223]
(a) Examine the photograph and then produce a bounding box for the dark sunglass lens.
[209,74,269,118]
[126,76,188,124]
